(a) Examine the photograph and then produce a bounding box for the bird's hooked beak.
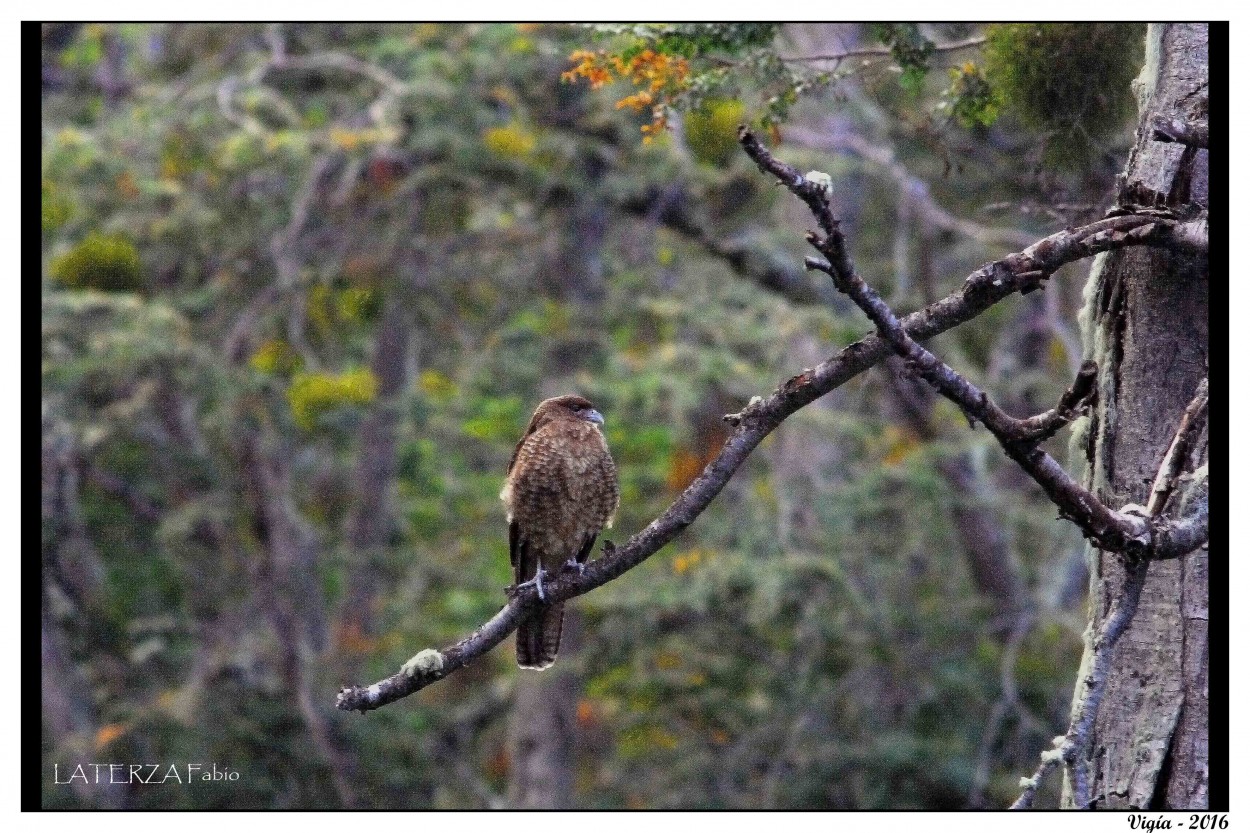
[584,408,604,425]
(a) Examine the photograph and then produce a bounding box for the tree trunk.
[506,615,579,808]
[1067,23,1209,809]
[342,287,415,639]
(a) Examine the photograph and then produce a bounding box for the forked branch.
[738,124,1205,560]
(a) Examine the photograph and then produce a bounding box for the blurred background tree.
[42,23,1148,809]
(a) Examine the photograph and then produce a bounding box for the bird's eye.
[569,404,582,412]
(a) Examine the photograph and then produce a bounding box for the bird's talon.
[562,559,586,576]
[515,566,549,602]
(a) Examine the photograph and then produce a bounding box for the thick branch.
[1009,556,1152,809]
[1166,216,1208,256]
[1152,501,1208,558]
[1010,735,1067,809]
[801,250,1139,551]
[739,124,1210,560]
[337,146,1200,713]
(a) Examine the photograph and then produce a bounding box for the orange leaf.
[95,723,128,750]
[576,699,597,727]
[665,447,704,493]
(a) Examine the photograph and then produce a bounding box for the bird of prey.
[501,395,619,669]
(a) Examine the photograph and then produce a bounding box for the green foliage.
[683,99,746,166]
[944,62,999,128]
[42,291,195,415]
[460,396,525,442]
[482,122,536,159]
[249,339,303,375]
[287,369,378,430]
[306,284,383,334]
[868,23,936,92]
[42,178,73,234]
[596,23,782,61]
[984,23,1145,167]
[48,231,143,292]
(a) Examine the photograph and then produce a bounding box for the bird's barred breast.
[503,422,619,558]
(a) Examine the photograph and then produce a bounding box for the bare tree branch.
[969,610,1051,807]
[1146,377,1209,516]
[1165,215,1209,256]
[263,24,407,127]
[1011,361,1098,443]
[82,464,163,523]
[335,130,1206,715]
[882,357,1027,616]
[778,35,986,64]
[1152,489,1208,559]
[736,125,1203,559]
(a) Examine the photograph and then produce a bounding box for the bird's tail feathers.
[516,602,563,669]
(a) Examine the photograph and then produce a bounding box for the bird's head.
[532,394,605,429]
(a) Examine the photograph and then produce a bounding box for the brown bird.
[501,395,619,669]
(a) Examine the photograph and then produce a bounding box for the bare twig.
[1010,735,1067,809]
[262,29,406,129]
[270,51,406,96]
[1146,377,1209,515]
[268,156,333,369]
[1012,361,1098,443]
[215,76,265,135]
[969,610,1049,808]
[614,187,829,305]
[969,696,1012,807]
[778,35,986,64]
[998,612,1051,739]
[739,126,1147,554]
